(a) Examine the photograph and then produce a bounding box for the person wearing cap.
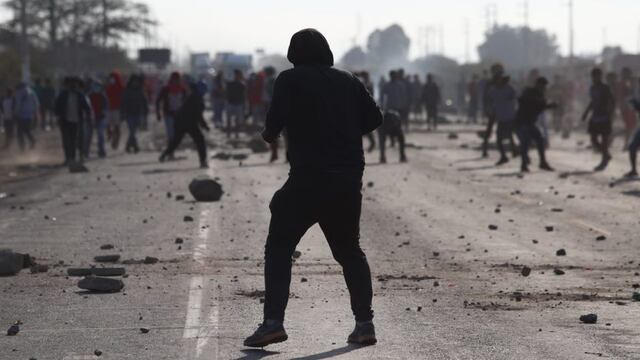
[515,77,556,173]
[244,28,382,348]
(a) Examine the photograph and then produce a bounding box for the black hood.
[287,28,334,67]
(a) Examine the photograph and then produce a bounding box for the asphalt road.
[1,120,639,360]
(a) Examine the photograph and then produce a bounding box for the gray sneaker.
[347,322,377,345]
[243,322,288,348]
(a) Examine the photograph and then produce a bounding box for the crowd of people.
[1,61,639,177]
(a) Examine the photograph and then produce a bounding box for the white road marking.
[183,167,219,359]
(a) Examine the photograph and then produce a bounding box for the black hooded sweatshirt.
[263,28,382,175]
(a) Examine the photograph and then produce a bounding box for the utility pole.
[464,18,470,64]
[568,0,574,61]
[18,0,31,83]
[439,24,445,55]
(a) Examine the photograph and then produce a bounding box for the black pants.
[378,121,406,162]
[482,115,496,156]
[496,121,518,159]
[426,105,438,129]
[517,124,547,167]
[60,121,83,162]
[264,174,374,323]
[3,120,14,148]
[162,125,207,165]
[16,120,35,150]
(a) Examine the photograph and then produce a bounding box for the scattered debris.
[488,225,498,231]
[175,238,184,244]
[6,322,20,336]
[596,235,607,241]
[175,195,185,201]
[91,268,126,277]
[447,132,458,140]
[100,244,114,250]
[556,249,567,256]
[545,226,555,232]
[29,264,49,274]
[0,250,34,276]
[94,255,120,263]
[189,176,224,202]
[292,251,301,259]
[632,292,640,302]
[183,216,194,222]
[143,256,159,264]
[94,350,102,356]
[579,314,598,324]
[77,276,124,293]
[553,268,566,275]
[140,327,150,334]
[521,266,532,277]
[367,181,374,188]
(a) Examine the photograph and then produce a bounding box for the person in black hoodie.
[243,29,382,348]
[159,81,210,168]
[515,77,556,172]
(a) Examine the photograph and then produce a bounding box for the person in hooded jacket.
[159,81,210,168]
[244,28,382,348]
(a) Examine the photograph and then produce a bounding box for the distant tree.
[1,0,153,75]
[339,46,367,71]
[366,24,410,74]
[3,0,154,48]
[477,25,558,70]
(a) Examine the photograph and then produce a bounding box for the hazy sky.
[146,0,640,63]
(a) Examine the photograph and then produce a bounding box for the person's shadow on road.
[234,349,280,360]
[235,344,368,360]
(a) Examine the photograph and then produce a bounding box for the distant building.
[190,52,212,77]
[612,54,640,74]
[212,52,253,79]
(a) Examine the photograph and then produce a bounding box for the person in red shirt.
[247,71,266,128]
[105,71,124,150]
[156,72,187,156]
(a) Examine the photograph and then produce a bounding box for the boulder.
[0,250,33,276]
[579,314,597,324]
[189,176,224,202]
